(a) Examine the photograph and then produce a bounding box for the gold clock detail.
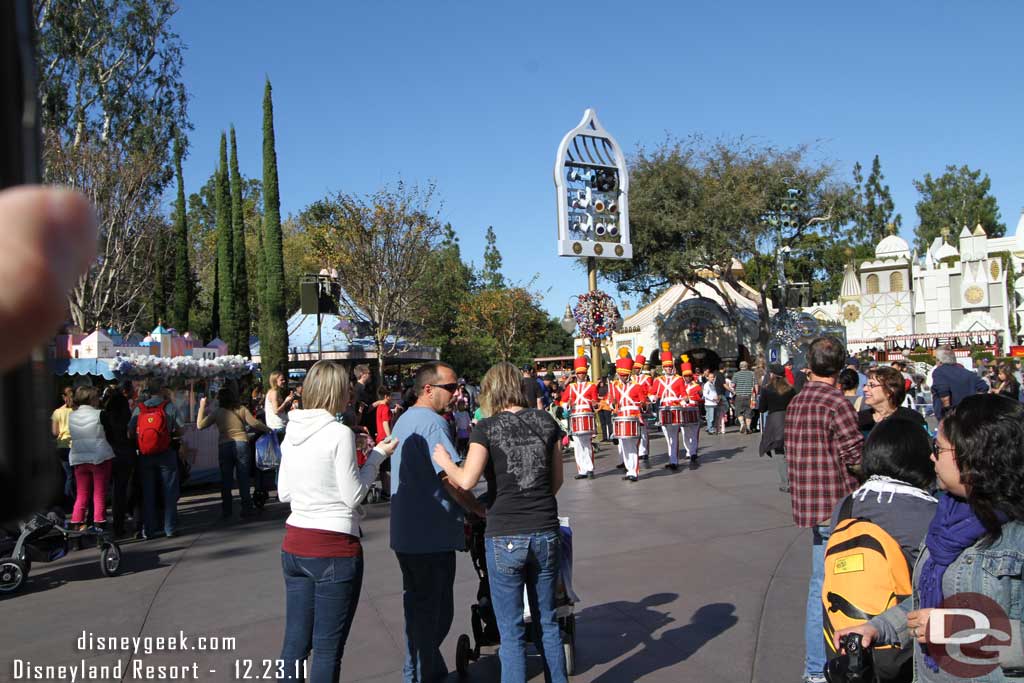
[965,285,984,304]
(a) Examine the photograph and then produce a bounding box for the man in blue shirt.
[390,361,483,683]
[930,346,989,421]
[128,378,183,539]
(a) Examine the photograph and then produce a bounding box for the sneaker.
[803,676,827,683]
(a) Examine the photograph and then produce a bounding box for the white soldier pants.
[572,433,593,475]
[681,424,700,459]
[639,423,649,458]
[661,425,680,465]
[619,437,639,477]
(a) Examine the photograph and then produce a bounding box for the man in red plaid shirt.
[783,336,863,683]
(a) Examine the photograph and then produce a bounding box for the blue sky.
[173,1,1024,317]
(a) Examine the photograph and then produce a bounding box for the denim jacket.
[869,521,1024,681]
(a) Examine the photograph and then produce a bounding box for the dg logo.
[928,592,1012,678]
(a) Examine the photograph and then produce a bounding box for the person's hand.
[199,397,207,408]
[432,443,453,469]
[907,608,934,644]
[376,437,398,457]
[0,187,97,373]
[834,622,880,651]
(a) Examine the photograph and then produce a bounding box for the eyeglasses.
[866,382,882,389]
[429,382,459,393]
[932,440,954,458]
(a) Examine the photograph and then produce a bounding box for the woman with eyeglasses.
[835,394,1024,681]
[858,366,926,436]
[432,361,568,683]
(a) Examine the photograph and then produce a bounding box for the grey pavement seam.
[748,526,803,683]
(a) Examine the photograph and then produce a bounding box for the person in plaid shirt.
[784,336,863,683]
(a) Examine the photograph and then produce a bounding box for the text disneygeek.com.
[9,630,248,681]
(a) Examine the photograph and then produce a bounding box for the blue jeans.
[804,524,832,679]
[280,552,363,683]
[395,551,456,683]
[139,450,179,536]
[485,531,568,683]
[705,405,718,432]
[218,440,253,516]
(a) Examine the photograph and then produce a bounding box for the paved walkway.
[1,429,813,682]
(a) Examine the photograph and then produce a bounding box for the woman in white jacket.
[277,361,397,682]
[68,385,116,530]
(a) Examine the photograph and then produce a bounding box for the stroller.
[454,514,578,677]
[0,512,122,594]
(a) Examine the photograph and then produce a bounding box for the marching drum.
[679,406,700,425]
[570,410,595,435]
[658,405,684,426]
[613,408,641,439]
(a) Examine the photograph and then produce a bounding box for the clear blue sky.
[173,1,1024,317]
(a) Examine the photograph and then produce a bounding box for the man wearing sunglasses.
[389,361,485,683]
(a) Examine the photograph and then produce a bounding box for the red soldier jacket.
[562,381,597,411]
[608,379,648,411]
[651,375,685,403]
[685,381,703,406]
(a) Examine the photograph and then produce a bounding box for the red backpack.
[137,401,171,455]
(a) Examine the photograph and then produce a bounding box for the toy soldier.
[607,348,647,482]
[681,355,703,466]
[652,342,685,470]
[563,348,598,479]
[632,346,651,462]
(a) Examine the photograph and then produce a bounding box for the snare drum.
[658,405,684,426]
[680,406,700,425]
[570,411,595,435]
[613,414,641,439]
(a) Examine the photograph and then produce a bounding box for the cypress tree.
[151,226,166,326]
[171,136,191,332]
[211,252,220,339]
[229,126,251,357]
[260,78,288,383]
[215,137,236,350]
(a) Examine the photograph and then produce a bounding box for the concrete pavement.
[0,429,814,682]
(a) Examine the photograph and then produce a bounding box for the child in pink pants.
[72,460,113,526]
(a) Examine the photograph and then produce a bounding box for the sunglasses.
[429,382,459,393]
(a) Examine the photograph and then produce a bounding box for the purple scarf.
[918,494,988,670]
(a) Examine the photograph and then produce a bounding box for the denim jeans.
[395,551,456,683]
[705,405,718,432]
[485,531,568,683]
[218,440,253,516]
[804,524,832,679]
[280,552,363,683]
[139,449,179,536]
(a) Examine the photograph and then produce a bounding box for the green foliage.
[481,226,505,289]
[261,79,289,383]
[602,135,854,355]
[35,0,190,192]
[230,127,251,357]
[907,353,936,366]
[215,133,235,346]
[851,155,901,245]
[171,136,191,331]
[418,224,481,374]
[455,287,547,363]
[913,165,1006,253]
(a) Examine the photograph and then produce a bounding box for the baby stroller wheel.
[455,633,472,677]
[0,558,27,593]
[13,546,31,574]
[99,543,121,577]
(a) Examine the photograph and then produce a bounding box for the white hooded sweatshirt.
[278,408,386,536]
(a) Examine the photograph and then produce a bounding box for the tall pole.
[588,257,602,383]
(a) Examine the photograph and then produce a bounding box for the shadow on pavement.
[583,599,739,682]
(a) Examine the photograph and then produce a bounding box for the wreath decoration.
[571,290,622,340]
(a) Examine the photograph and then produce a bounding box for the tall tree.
[151,225,167,326]
[455,286,547,363]
[230,126,251,357]
[211,253,220,340]
[600,136,853,357]
[418,224,481,375]
[851,155,901,245]
[913,164,1006,252]
[215,135,235,346]
[303,182,446,378]
[481,226,505,289]
[261,79,289,382]
[171,136,191,331]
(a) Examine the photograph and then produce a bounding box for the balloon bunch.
[113,354,257,380]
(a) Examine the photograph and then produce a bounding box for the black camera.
[825,634,874,683]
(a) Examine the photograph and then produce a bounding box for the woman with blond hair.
[277,361,398,681]
[68,385,116,530]
[265,370,297,437]
[433,361,567,683]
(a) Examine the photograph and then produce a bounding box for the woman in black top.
[433,361,567,683]
[758,364,795,492]
[858,366,926,436]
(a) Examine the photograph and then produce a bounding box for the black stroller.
[454,514,578,677]
[0,512,122,594]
